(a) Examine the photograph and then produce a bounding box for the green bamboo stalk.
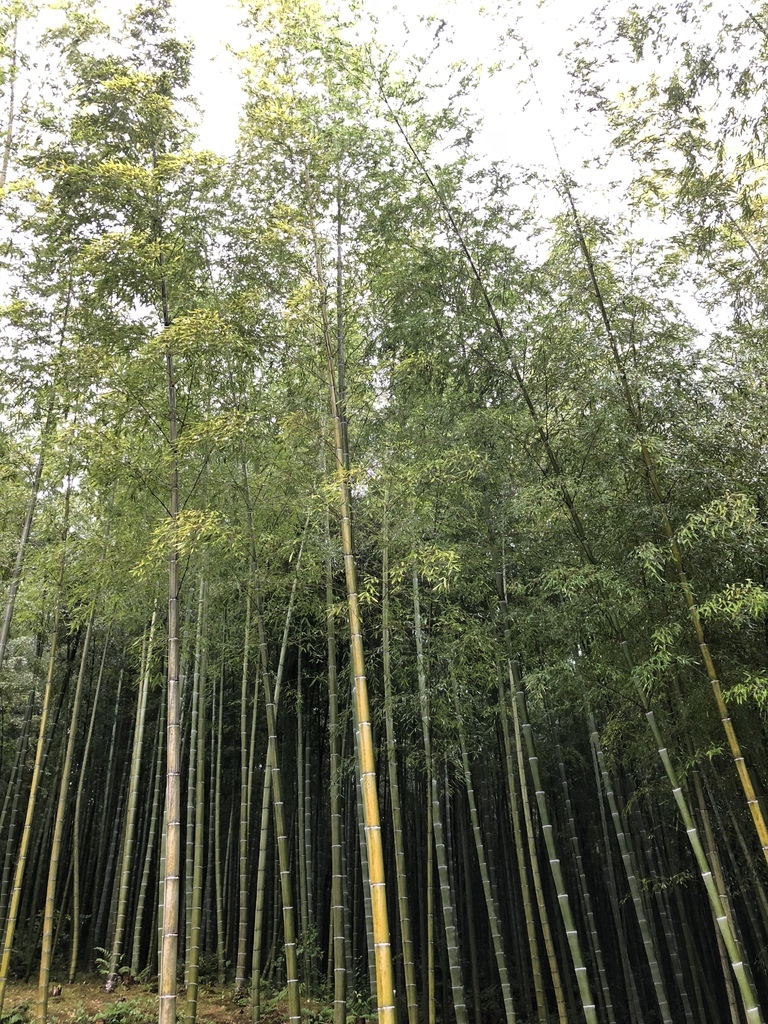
[633,804,694,1024]
[514,675,598,1024]
[265,840,280,986]
[325,492,346,1024]
[157,780,167,981]
[495,668,546,1024]
[665,824,710,1024]
[251,731,274,1024]
[185,579,206,985]
[413,569,467,1024]
[0,474,71,1019]
[204,710,216,957]
[296,651,310,989]
[132,686,166,977]
[554,742,614,1024]
[636,692,763,1022]
[314,193,394,1024]
[251,525,308,1024]
[222,806,235,972]
[329,233,354,990]
[381,514,418,1024]
[340,765,354,986]
[426,774,436,1024]
[691,770,748,1024]
[50,856,72,969]
[159,329,182,1024]
[185,579,207,1024]
[37,606,94,1023]
[588,726,641,1024]
[214,665,225,987]
[235,588,253,993]
[451,677,516,1024]
[96,739,128,951]
[262,659,301,1024]
[509,671,567,1024]
[589,716,671,1023]
[303,730,315,986]
[22,757,63,980]
[458,811,481,1024]
[107,607,157,991]
[351,686,377,1001]
[0,690,34,945]
[92,665,125,950]
[240,466,265,881]
[69,630,111,983]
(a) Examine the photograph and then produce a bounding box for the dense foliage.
[2,2,768,1024]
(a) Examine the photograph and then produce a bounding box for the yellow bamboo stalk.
[312,193,395,1024]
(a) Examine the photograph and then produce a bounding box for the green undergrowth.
[0,1001,31,1024]
[71,1000,155,1024]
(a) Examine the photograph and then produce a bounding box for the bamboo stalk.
[413,570,467,1024]
[0,690,34,945]
[132,686,166,977]
[510,672,566,1024]
[0,475,71,1018]
[325,486,347,1024]
[381,510,419,1024]
[555,741,614,1024]
[186,579,208,1024]
[297,651,310,990]
[37,607,95,1023]
[69,630,111,982]
[108,609,157,990]
[589,715,671,1023]
[235,587,253,993]
[351,683,378,1001]
[251,525,307,1024]
[514,673,598,1024]
[214,665,226,987]
[452,677,517,1024]
[184,581,206,986]
[495,667,547,1024]
[159,325,182,1024]
[633,804,694,1024]
[263,660,301,1024]
[313,192,395,1024]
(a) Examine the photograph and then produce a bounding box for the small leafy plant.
[94,947,131,981]
[72,999,154,1024]
[1,1001,31,1024]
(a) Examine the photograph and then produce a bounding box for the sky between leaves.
[18,0,739,340]
[92,0,608,175]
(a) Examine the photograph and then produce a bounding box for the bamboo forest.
[3,0,768,1022]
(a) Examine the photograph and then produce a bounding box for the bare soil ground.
[0,981,322,1024]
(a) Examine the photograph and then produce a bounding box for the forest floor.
[0,981,323,1024]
